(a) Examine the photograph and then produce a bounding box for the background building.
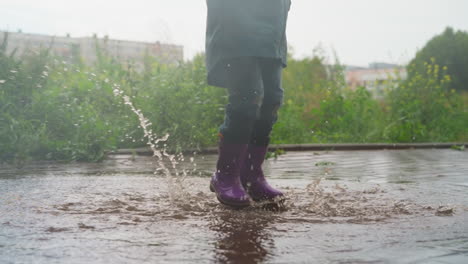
[346,62,407,97]
[1,31,184,68]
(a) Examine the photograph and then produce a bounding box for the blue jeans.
[219,57,284,146]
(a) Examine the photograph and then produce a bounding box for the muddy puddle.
[1,149,467,263]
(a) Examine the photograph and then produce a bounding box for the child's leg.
[240,57,285,203]
[210,56,265,208]
[219,57,264,143]
[250,58,284,146]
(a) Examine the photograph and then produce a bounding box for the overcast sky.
[1,0,467,66]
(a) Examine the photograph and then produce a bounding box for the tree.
[409,27,468,92]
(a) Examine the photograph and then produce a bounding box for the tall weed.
[1,33,466,163]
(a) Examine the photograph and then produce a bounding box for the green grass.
[1,36,467,164]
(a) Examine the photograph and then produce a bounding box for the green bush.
[385,61,468,142]
[135,54,225,152]
[409,27,468,92]
[1,32,467,164]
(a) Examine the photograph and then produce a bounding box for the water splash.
[112,83,188,204]
[283,178,427,223]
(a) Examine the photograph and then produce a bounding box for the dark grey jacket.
[205,0,291,88]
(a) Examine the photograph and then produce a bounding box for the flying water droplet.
[112,81,189,204]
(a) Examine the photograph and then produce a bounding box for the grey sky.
[1,0,467,66]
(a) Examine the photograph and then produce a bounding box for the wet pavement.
[1,149,467,263]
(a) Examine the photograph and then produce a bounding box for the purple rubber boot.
[210,140,251,208]
[240,145,284,202]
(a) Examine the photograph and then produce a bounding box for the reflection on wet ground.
[1,149,467,263]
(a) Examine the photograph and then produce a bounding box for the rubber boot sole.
[209,183,251,209]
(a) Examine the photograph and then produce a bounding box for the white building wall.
[1,31,183,67]
[346,66,407,97]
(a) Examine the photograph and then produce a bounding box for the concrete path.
[1,149,467,263]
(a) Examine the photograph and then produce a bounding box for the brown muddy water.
[1,149,467,264]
